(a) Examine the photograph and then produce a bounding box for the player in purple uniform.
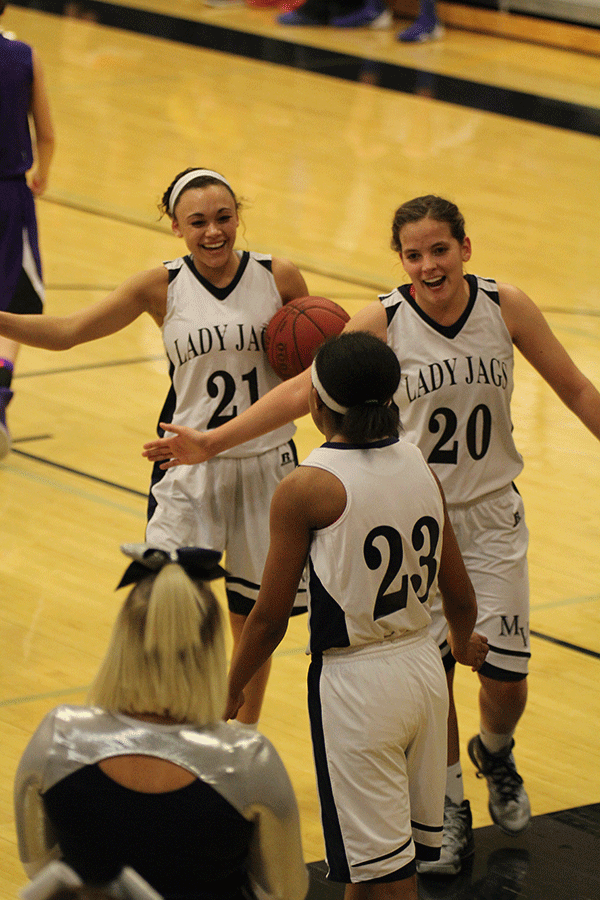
[0,2,55,457]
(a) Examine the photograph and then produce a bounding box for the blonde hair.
[88,564,227,726]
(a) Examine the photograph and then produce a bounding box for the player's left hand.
[450,631,489,671]
[29,169,48,197]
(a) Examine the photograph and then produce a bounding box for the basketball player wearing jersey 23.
[226,331,488,900]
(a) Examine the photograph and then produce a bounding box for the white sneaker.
[369,8,392,28]
[417,797,475,876]
[468,735,531,835]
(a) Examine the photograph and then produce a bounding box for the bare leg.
[446,665,460,766]
[470,673,530,834]
[345,875,418,900]
[0,337,20,365]
[229,610,272,725]
[478,674,527,735]
[0,338,18,457]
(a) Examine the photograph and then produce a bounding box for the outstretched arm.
[143,363,313,467]
[142,299,389,467]
[0,268,167,349]
[500,282,600,440]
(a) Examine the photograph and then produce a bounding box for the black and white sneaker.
[468,735,531,835]
[417,797,475,876]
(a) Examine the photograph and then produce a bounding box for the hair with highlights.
[89,563,227,726]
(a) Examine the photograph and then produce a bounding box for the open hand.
[142,423,213,469]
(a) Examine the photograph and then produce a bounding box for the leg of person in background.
[278,0,331,24]
[397,0,443,41]
[468,674,530,835]
[278,0,388,25]
[330,0,392,28]
[229,611,273,726]
[0,343,16,459]
[417,666,475,877]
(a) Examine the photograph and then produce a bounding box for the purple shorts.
[0,176,44,314]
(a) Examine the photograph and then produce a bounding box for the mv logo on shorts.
[499,615,528,646]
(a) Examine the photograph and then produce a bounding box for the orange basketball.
[265,296,350,380]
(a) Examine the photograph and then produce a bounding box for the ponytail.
[89,564,227,726]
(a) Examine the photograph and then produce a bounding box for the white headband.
[168,169,233,215]
[311,360,348,415]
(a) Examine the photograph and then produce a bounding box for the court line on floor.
[15,354,165,380]
[0,687,91,708]
[12,0,600,136]
[529,630,600,659]
[9,449,148,502]
[533,593,600,611]
[8,447,600,662]
[0,646,305,709]
[37,194,600,317]
[2,627,597,711]
[42,193,393,293]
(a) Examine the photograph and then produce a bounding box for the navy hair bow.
[117,543,227,589]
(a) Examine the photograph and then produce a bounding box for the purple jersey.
[0,35,34,177]
[0,34,43,312]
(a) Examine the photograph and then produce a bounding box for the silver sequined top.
[14,706,308,900]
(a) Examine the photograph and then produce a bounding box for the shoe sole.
[417,834,475,876]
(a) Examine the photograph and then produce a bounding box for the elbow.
[263,620,289,650]
[253,611,289,651]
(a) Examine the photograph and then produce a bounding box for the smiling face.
[171,184,240,279]
[398,217,472,320]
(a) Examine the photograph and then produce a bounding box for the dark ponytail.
[313,332,401,443]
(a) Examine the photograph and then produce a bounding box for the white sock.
[479,726,514,755]
[445,761,464,805]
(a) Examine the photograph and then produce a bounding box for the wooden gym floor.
[1,2,599,898]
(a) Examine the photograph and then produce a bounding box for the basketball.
[265,296,350,380]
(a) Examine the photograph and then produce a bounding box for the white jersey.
[161,250,296,458]
[380,275,523,505]
[303,438,443,653]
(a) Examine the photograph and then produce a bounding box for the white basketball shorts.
[146,441,306,615]
[308,631,448,883]
[431,484,530,678]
